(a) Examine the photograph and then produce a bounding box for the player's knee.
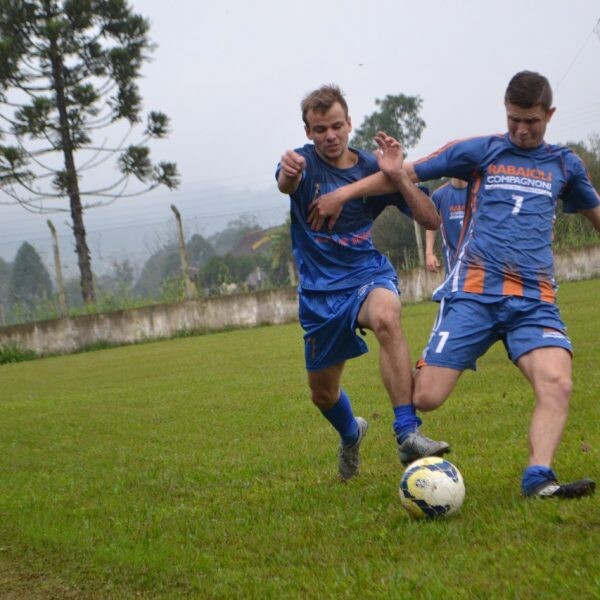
[311,394,337,411]
[556,374,572,402]
[412,384,446,412]
[309,386,338,411]
[369,305,401,341]
[542,372,572,409]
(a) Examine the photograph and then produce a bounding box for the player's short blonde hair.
[301,84,348,126]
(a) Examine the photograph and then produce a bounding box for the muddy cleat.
[338,417,368,481]
[398,430,450,467]
[526,478,596,499]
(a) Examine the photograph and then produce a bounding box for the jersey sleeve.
[561,151,600,213]
[413,137,491,182]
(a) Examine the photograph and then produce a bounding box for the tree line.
[0,214,288,325]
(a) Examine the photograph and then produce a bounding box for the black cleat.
[528,478,596,499]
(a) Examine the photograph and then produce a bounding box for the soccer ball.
[399,457,465,519]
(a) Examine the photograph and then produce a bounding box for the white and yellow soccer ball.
[399,456,465,519]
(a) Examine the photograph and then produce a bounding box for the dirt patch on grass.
[0,556,94,599]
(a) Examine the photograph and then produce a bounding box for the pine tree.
[0,0,179,305]
[8,241,52,313]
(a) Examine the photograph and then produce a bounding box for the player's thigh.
[414,365,462,411]
[516,346,572,393]
[299,290,368,372]
[356,283,401,332]
[503,298,572,365]
[356,277,400,330]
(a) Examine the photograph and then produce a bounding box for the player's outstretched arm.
[306,131,432,231]
[386,168,440,230]
[306,131,415,231]
[373,132,439,229]
[307,171,394,231]
[373,131,420,183]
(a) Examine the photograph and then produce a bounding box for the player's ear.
[546,107,556,122]
[304,124,313,140]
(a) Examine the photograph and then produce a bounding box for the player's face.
[304,102,352,164]
[505,102,556,149]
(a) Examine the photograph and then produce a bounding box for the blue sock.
[321,389,358,446]
[393,404,422,442]
[521,465,557,495]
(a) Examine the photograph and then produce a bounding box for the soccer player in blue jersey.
[307,72,600,498]
[276,84,450,481]
[425,179,467,276]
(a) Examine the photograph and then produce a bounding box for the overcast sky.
[1,0,600,276]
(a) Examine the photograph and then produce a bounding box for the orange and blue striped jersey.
[431,182,467,275]
[414,133,600,303]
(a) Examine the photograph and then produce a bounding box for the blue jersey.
[414,133,600,303]
[431,182,467,274]
[277,144,412,292]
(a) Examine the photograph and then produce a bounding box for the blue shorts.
[420,295,572,371]
[299,278,400,372]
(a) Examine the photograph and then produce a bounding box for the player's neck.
[318,147,358,169]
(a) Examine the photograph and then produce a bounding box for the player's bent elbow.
[414,212,440,231]
[426,213,442,230]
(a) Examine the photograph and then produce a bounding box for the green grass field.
[1,279,599,598]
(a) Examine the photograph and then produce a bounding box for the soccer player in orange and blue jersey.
[308,72,600,499]
[425,178,468,276]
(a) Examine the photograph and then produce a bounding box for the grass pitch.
[0,279,599,598]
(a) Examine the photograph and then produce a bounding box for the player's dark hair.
[301,84,348,126]
[504,71,553,111]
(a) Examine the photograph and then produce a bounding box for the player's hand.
[425,253,441,273]
[279,150,306,178]
[307,190,345,231]
[373,131,405,178]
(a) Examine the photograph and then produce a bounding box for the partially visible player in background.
[306,71,600,499]
[425,178,467,276]
[276,84,450,482]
